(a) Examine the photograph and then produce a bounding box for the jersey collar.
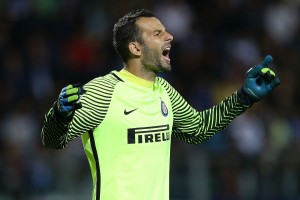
[117,69,154,88]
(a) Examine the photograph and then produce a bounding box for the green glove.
[242,55,280,102]
[57,84,86,117]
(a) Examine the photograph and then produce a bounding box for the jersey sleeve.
[158,78,252,144]
[41,74,120,149]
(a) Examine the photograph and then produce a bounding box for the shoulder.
[156,76,176,93]
[84,71,124,92]
[156,76,185,104]
[79,72,123,107]
[157,76,171,88]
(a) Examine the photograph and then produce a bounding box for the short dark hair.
[113,9,155,62]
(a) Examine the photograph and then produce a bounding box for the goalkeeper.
[41,9,280,200]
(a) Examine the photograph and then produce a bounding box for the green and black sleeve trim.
[158,77,252,144]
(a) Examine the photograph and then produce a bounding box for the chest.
[112,83,171,122]
[99,82,173,145]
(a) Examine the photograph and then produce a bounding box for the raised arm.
[160,55,280,144]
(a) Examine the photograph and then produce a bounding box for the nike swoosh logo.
[124,108,138,115]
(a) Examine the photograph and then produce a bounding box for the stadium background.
[0,0,299,199]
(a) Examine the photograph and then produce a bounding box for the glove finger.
[261,68,278,85]
[71,83,86,94]
[66,87,79,96]
[60,85,72,98]
[262,71,274,84]
[270,77,280,89]
[250,55,273,79]
[261,55,273,68]
[261,68,276,76]
[66,84,74,90]
[67,94,79,103]
[67,83,86,96]
[245,57,271,78]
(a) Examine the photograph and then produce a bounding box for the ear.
[128,42,142,57]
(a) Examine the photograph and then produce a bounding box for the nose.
[165,31,173,42]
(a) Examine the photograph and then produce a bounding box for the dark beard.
[141,44,171,73]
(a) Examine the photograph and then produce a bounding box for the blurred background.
[0,0,299,199]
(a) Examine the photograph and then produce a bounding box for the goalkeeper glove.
[242,55,280,102]
[56,84,86,118]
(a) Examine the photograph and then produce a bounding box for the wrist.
[238,87,257,106]
[53,102,74,122]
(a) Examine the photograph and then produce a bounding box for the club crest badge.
[161,99,168,117]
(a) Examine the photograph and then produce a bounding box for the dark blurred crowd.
[0,0,299,199]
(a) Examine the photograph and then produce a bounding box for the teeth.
[165,47,171,51]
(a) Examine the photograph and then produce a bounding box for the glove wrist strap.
[238,88,257,106]
[53,102,74,122]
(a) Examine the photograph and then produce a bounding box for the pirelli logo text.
[127,125,170,144]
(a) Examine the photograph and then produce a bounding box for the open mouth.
[162,46,171,61]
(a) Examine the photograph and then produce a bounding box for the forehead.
[136,17,165,32]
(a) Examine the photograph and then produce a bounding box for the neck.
[124,60,157,82]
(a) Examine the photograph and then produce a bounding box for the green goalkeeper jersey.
[42,69,251,200]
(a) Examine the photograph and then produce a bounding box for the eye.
[154,31,161,36]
